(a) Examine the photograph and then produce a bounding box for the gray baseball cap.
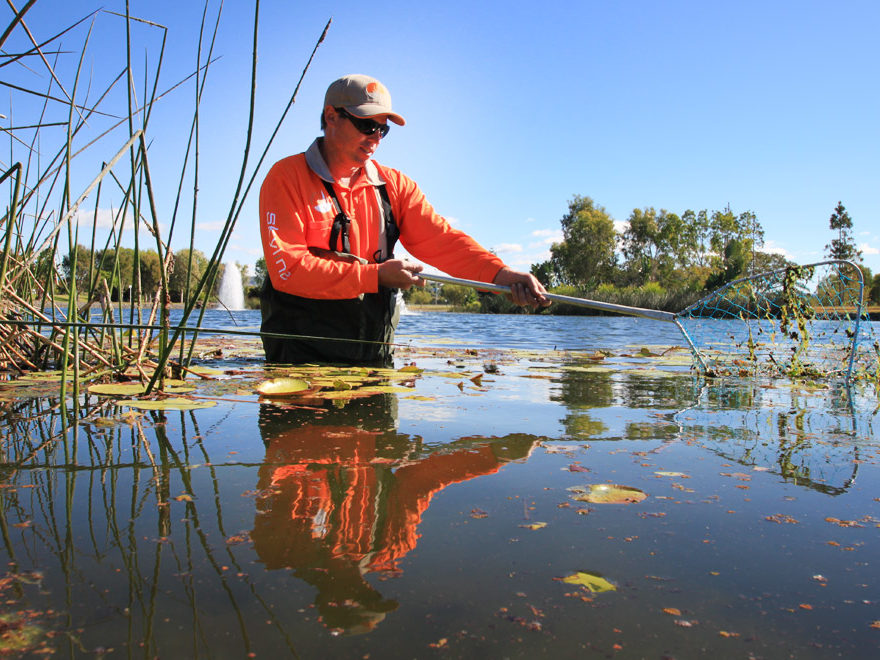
[324,74,406,126]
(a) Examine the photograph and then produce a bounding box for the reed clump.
[0,3,330,394]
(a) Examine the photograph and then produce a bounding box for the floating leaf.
[568,484,648,504]
[121,397,216,411]
[655,471,688,478]
[88,381,194,396]
[559,571,617,593]
[519,522,547,530]
[663,607,682,616]
[255,378,311,397]
[89,383,147,396]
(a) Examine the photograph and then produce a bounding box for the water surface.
[1,311,877,657]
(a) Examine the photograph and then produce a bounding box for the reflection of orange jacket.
[255,427,503,573]
[259,141,505,299]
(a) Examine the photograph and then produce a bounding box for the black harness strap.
[321,179,399,262]
[375,184,400,263]
[322,180,351,254]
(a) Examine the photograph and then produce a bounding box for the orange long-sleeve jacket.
[260,139,505,299]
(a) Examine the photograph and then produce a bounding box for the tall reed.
[0,2,331,395]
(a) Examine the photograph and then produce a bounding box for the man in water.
[259,74,548,364]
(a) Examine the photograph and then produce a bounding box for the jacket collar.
[305,138,385,187]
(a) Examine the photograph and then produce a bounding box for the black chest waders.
[260,183,401,365]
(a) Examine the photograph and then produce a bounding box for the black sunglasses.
[336,107,390,138]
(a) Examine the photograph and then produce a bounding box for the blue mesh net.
[676,261,879,382]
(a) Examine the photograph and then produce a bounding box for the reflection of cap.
[324,74,406,126]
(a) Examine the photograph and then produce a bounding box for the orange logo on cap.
[366,82,379,93]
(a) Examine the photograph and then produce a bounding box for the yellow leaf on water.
[559,571,617,593]
[519,522,547,530]
[567,484,648,504]
[255,377,311,397]
[121,397,216,411]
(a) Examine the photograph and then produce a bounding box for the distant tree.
[254,257,268,286]
[530,260,559,288]
[62,244,96,291]
[440,283,475,307]
[550,196,617,288]
[704,239,746,290]
[858,265,874,305]
[751,251,794,273]
[34,249,59,288]
[168,248,209,303]
[680,209,711,269]
[708,206,762,270]
[135,249,163,299]
[621,207,684,286]
[825,201,861,262]
[870,274,880,305]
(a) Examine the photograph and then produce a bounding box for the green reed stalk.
[60,20,95,403]
[0,163,23,290]
[163,13,332,384]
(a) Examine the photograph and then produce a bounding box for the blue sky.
[4,1,879,279]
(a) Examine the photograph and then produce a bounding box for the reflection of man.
[252,397,536,634]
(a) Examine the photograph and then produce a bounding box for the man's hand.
[493,267,550,308]
[378,259,425,290]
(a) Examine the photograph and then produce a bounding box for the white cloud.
[531,228,560,239]
[72,206,133,230]
[859,242,880,256]
[196,220,226,231]
[493,243,523,253]
[614,219,629,234]
[70,207,169,238]
[761,240,795,259]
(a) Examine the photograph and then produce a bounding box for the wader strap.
[322,180,351,254]
[374,184,399,263]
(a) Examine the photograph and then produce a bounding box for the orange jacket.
[260,140,505,299]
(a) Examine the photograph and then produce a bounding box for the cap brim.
[346,104,406,126]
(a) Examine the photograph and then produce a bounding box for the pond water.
[1,310,878,658]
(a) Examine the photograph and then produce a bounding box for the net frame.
[674,260,879,382]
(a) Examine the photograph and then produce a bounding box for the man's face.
[324,107,388,169]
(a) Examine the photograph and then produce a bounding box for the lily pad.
[568,484,648,504]
[88,381,194,396]
[560,571,617,593]
[255,378,311,397]
[121,397,217,411]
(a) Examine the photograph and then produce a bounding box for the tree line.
[71,199,873,313]
[524,197,879,311]
[62,246,249,304]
